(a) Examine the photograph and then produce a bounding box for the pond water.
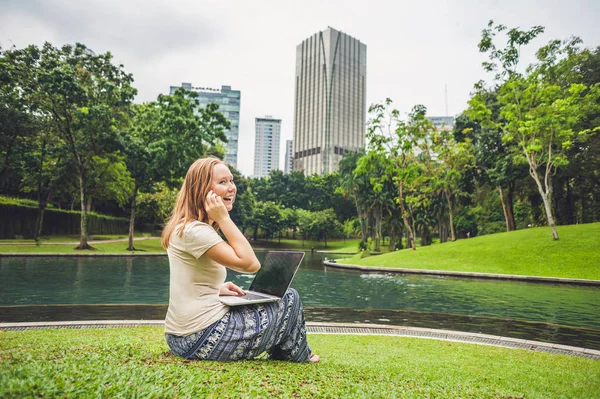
[1,252,599,349]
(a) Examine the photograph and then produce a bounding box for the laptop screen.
[249,251,304,297]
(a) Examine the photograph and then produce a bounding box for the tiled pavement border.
[1,320,598,360]
[323,261,600,286]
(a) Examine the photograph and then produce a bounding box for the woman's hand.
[205,190,230,224]
[219,281,246,296]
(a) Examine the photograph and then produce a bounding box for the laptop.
[219,251,305,306]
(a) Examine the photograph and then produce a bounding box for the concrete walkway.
[1,320,598,360]
[323,260,600,286]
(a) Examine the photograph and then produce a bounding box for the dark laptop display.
[249,251,304,297]
[219,251,305,306]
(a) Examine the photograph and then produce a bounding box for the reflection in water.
[1,253,599,348]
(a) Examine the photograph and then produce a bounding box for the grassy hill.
[340,223,600,280]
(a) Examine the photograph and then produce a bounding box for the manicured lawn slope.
[1,327,598,398]
[340,223,600,280]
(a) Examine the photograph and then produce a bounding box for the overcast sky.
[1,0,599,176]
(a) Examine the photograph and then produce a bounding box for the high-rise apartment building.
[253,116,281,178]
[170,83,241,168]
[426,116,455,131]
[284,140,293,174]
[292,27,367,175]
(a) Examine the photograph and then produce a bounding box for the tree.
[86,154,134,211]
[135,183,178,227]
[310,209,343,248]
[338,151,371,249]
[18,121,73,241]
[431,128,475,241]
[279,207,299,241]
[367,100,432,250]
[3,42,137,249]
[407,150,440,246]
[540,45,600,225]
[121,89,229,250]
[296,209,314,245]
[251,201,283,240]
[0,46,42,195]
[228,166,254,234]
[0,90,36,187]
[470,21,600,240]
[355,151,394,252]
[456,106,526,233]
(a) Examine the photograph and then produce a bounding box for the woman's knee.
[286,287,300,300]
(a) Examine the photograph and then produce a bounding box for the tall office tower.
[284,140,293,174]
[170,83,241,168]
[292,27,367,175]
[253,116,281,178]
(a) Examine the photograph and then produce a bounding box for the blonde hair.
[161,157,226,249]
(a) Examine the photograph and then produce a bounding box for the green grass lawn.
[340,223,600,280]
[0,233,153,243]
[0,237,360,254]
[0,238,166,254]
[1,327,598,398]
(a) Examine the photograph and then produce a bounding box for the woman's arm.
[203,190,260,273]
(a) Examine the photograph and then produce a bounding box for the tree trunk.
[529,167,559,240]
[0,133,18,180]
[389,225,396,251]
[374,204,382,252]
[354,198,368,243]
[507,182,516,230]
[358,203,370,250]
[579,189,586,224]
[565,179,575,225]
[397,224,403,249]
[34,187,53,244]
[34,205,46,244]
[127,190,137,251]
[498,185,515,232]
[437,215,447,243]
[76,170,93,250]
[444,189,456,241]
[398,181,416,250]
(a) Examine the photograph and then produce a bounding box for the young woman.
[161,157,319,363]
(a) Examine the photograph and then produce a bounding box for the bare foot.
[309,354,320,363]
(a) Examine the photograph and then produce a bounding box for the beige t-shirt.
[164,221,229,336]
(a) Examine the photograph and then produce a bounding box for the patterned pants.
[165,288,312,362]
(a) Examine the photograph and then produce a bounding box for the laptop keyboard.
[241,292,272,301]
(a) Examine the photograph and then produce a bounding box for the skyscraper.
[253,116,281,178]
[284,139,293,174]
[170,83,241,168]
[292,27,367,175]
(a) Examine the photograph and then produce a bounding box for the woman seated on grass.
[161,157,319,363]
